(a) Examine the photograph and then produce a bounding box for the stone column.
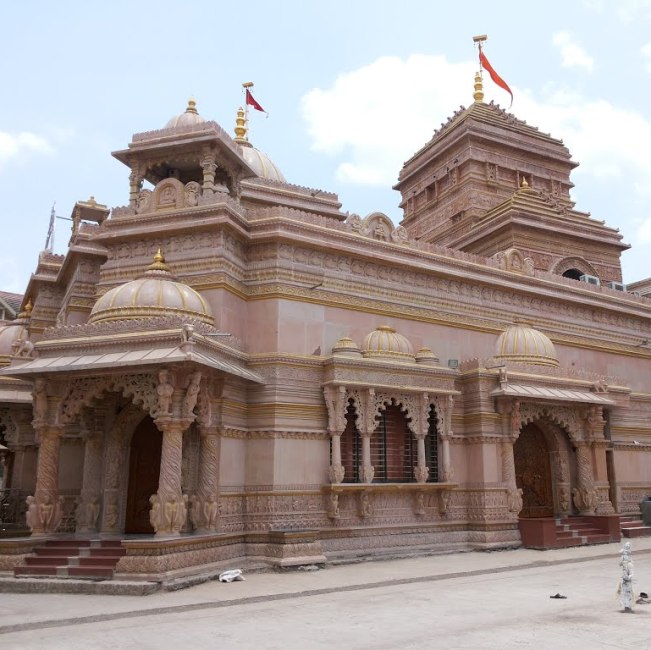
[414,433,429,483]
[329,432,345,484]
[150,419,188,535]
[437,395,455,482]
[502,399,522,514]
[75,433,103,533]
[324,385,347,484]
[201,156,217,195]
[360,389,376,483]
[128,168,143,208]
[26,426,64,535]
[573,442,598,514]
[190,427,220,532]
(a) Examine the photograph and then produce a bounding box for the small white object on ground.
[218,569,244,583]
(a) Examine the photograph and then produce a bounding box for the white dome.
[362,325,414,361]
[239,145,285,182]
[165,98,206,129]
[89,251,213,325]
[494,320,558,367]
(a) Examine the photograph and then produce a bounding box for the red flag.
[245,88,266,113]
[479,50,513,107]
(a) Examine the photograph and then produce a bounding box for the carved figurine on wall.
[156,370,174,417]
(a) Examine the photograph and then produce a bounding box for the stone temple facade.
[0,77,650,581]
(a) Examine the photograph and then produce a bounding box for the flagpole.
[242,81,253,136]
[473,34,487,76]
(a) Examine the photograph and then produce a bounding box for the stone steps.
[14,539,125,580]
[551,517,614,548]
[620,515,651,538]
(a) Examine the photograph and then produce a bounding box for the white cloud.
[0,131,54,169]
[635,217,651,244]
[643,43,651,72]
[552,32,594,72]
[300,53,651,212]
[302,54,478,185]
[583,0,651,21]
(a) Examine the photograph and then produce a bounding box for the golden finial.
[233,106,249,145]
[520,176,529,188]
[18,299,33,319]
[88,195,96,206]
[186,97,198,114]
[147,248,170,272]
[473,71,484,103]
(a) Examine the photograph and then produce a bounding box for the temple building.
[0,73,650,583]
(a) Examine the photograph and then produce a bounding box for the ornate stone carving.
[182,371,202,419]
[155,370,174,418]
[326,492,340,519]
[572,443,598,514]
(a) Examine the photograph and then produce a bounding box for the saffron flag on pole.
[479,49,513,107]
[245,88,267,114]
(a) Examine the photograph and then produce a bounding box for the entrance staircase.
[14,539,125,580]
[620,514,651,538]
[552,517,614,547]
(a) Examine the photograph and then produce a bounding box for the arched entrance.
[125,417,162,534]
[514,422,554,518]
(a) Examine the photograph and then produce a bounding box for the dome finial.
[473,71,484,103]
[148,248,170,273]
[234,106,251,146]
[17,299,33,319]
[186,97,198,114]
[520,176,529,188]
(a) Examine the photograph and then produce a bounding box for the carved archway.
[551,256,599,280]
[514,422,554,517]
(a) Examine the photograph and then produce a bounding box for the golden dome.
[89,251,214,325]
[362,325,414,361]
[494,320,559,367]
[165,98,206,129]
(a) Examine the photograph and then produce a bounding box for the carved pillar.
[360,389,376,483]
[201,155,217,195]
[26,426,64,535]
[324,385,346,484]
[414,392,429,483]
[128,167,143,208]
[414,434,428,483]
[502,399,523,514]
[437,395,455,482]
[189,427,220,532]
[573,441,598,514]
[75,432,103,533]
[150,419,188,535]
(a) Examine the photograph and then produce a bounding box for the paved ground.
[1,538,650,649]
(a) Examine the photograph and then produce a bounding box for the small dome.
[239,145,286,182]
[415,347,439,365]
[362,325,414,361]
[165,98,206,130]
[89,251,214,325]
[332,336,362,357]
[0,303,31,362]
[494,320,559,367]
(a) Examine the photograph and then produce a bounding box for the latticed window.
[339,399,361,483]
[425,404,439,482]
[371,402,416,482]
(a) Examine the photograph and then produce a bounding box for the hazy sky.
[2,0,651,293]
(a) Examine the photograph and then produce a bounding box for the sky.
[1,0,651,294]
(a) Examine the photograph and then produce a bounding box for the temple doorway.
[125,417,162,534]
[514,422,554,518]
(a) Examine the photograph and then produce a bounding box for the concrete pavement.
[1,537,650,648]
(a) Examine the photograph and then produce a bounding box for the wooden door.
[514,423,554,518]
[125,418,162,534]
